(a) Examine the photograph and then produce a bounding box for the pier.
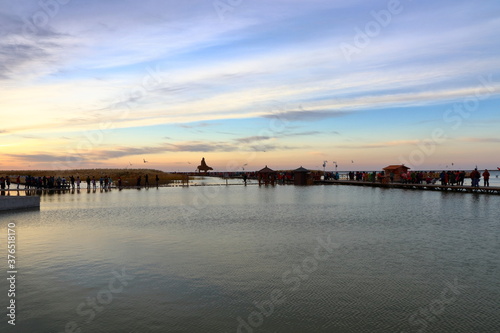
[0,196,40,212]
[317,180,500,195]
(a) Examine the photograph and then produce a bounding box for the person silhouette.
[482,169,490,187]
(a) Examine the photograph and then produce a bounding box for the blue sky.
[1,0,499,171]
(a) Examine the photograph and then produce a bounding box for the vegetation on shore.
[0,169,187,186]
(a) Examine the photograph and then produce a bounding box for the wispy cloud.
[307,151,328,156]
[235,136,272,144]
[336,140,421,149]
[4,138,301,164]
[177,122,217,129]
[5,153,86,163]
[262,110,355,122]
[233,131,323,144]
[459,137,500,143]
[281,131,323,137]
[0,20,80,82]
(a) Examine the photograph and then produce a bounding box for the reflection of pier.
[318,180,500,195]
[1,188,113,195]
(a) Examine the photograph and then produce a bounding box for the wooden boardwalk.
[3,180,499,195]
[317,180,500,195]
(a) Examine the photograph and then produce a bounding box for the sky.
[1,0,499,172]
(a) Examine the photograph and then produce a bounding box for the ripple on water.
[2,184,499,332]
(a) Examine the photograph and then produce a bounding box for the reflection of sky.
[1,0,500,171]
[4,184,500,331]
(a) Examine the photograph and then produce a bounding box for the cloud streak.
[336,140,422,149]
[262,110,356,122]
[459,137,500,143]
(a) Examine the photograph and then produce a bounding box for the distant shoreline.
[0,168,185,186]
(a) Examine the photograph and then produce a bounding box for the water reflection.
[1,185,499,332]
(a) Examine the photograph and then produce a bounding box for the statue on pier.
[197,157,213,173]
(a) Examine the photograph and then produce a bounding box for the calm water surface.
[1,183,499,333]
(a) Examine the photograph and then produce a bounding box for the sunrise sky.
[1,0,499,172]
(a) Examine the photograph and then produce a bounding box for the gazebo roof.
[294,166,309,172]
[258,165,275,173]
[384,164,410,171]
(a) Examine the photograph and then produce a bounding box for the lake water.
[1,182,499,333]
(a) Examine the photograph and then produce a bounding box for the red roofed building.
[383,165,410,182]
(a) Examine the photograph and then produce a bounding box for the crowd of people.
[0,175,15,189]
[342,169,492,187]
[0,175,115,190]
[346,171,379,182]
[0,169,496,190]
[433,168,491,187]
[0,174,168,191]
[469,168,491,187]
